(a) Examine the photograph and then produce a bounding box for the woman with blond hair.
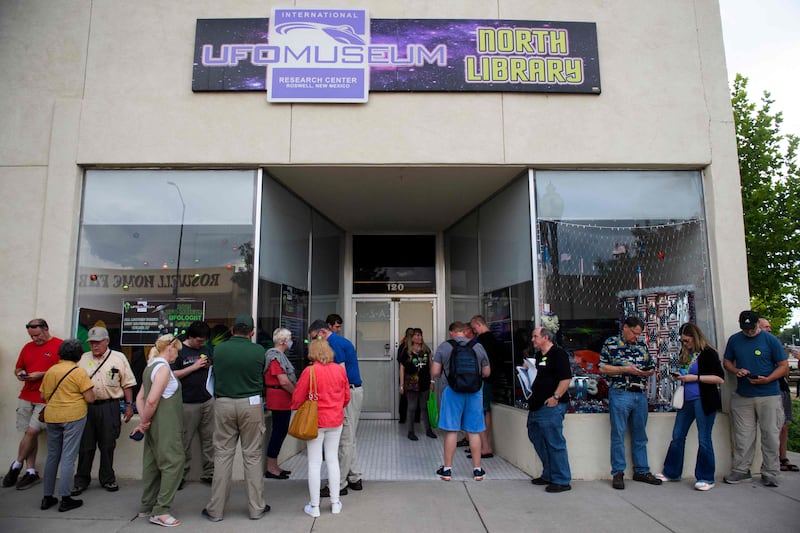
[291,339,349,517]
[132,334,184,527]
[656,323,724,491]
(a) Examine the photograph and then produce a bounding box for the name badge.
[248,395,261,406]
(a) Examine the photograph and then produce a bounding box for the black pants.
[75,401,121,487]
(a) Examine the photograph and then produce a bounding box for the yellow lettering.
[496,29,514,53]
[551,30,568,55]
[491,57,508,81]
[564,58,583,83]
[547,59,566,83]
[528,58,546,82]
[509,58,528,82]
[476,28,495,53]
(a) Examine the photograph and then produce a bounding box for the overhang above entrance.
[268,166,524,232]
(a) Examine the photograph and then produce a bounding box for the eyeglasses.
[25,324,43,329]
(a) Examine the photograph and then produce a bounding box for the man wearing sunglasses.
[2,320,62,491]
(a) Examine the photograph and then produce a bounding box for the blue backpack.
[445,339,482,393]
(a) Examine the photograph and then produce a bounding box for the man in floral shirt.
[599,316,662,490]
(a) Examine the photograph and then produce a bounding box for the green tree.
[731,74,800,330]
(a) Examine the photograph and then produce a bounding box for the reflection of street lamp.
[167,181,186,298]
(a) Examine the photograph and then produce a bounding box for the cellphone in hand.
[130,429,144,441]
[748,374,762,379]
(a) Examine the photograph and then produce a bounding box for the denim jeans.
[608,388,650,475]
[527,403,571,485]
[44,417,87,498]
[661,398,716,482]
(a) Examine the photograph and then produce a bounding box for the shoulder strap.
[308,365,318,400]
[46,366,78,403]
[89,351,112,379]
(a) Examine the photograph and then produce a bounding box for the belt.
[350,384,362,389]
[92,398,120,404]
[266,385,283,389]
[620,384,645,393]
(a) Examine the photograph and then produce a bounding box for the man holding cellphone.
[722,310,788,487]
[3,319,62,490]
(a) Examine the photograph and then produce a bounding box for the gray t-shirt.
[433,336,490,389]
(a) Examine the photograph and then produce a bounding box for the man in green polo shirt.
[202,315,270,522]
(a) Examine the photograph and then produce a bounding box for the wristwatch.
[553,394,560,400]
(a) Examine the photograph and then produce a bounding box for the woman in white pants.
[291,339,350,517]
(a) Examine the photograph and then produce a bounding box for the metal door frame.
[352,295,437,419]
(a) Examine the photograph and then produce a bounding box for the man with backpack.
[431,321,490,481]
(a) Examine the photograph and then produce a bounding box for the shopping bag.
[427,391,439,429]
[672,383,684,410]
[288,367,318,440]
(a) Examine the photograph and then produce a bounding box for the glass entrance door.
[354,298,435,419]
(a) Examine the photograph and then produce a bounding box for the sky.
[719,0,800,327]
[719,0,800,137]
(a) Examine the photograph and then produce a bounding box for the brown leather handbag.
[288,366,318,440]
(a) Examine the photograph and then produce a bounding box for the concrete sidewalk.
[0,457,799,533]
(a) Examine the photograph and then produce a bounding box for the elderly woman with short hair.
[263,327,296,479]
[40,338,95,512]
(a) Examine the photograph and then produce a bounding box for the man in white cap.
[72,326,136,495]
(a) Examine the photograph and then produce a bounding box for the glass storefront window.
[76,169,257,393]
[534,170,713,413]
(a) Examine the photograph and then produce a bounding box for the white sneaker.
[655,473,676,482]
[331,501,342,514]
[304,504,320,518]
[694,481,715,491]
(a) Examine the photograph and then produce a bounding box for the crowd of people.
[2,308,796,526]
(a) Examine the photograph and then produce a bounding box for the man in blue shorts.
[431,321,490,481]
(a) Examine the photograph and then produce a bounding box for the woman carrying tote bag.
[291,339,349,518]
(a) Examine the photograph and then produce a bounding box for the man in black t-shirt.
[171,321,213,487]
[527,327,572,493]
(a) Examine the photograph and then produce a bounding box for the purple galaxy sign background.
[192,18,601,94]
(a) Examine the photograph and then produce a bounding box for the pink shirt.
[291,362,350,428]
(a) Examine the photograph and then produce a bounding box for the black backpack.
[444,339,482,393]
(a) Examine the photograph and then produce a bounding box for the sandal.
[780,458,799,472]
[150,515,181,527]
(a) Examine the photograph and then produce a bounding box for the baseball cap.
[738,310,759,330]
[87,326,110,341]
[234,314,254,329]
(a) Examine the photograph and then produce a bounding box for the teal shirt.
[212,336,266,398]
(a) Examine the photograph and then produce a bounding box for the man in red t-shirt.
[2,319,62,490]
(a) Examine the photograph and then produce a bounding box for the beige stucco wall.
[0,0,750,479]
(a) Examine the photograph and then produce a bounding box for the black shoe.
[200,476,213,485]
[348,479,362,491]
[436,466,452,481]
[178,479,186,490]
[545,483,572,493]
[456,438,469,447]
[201,508,223,522]
[426,429,438,439]
[320,485,347,497]
[101,481,119,492]
[408,432,419,441]
[250,504,271,520]
[2,464,21,487]
[15,471,40,490]
[40,496,59,510]
[70,484,87,497]
[612,473,624,490]
[264,471,289,479]
[58,496,83,512]
[531,477,550,486]
[632,472,663,486]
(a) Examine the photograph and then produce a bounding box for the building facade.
[0,0,750,480]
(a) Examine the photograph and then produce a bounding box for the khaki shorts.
[15,399,47,433]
